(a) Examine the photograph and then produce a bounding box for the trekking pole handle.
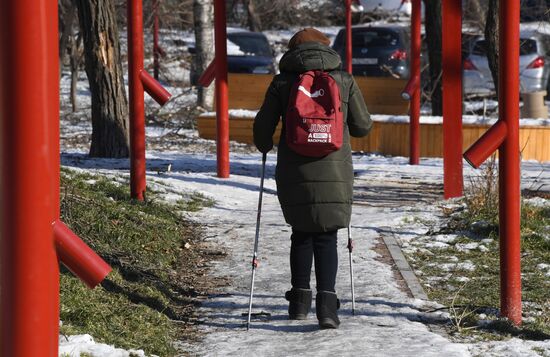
[347,228,354,252]
[252,255,259,268]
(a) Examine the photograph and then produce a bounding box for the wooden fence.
[225,73,409,115]
[197,116,550,162]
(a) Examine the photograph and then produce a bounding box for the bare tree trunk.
[59,0,80,111]
[464,0,487,31]
[423,0,443,116]
[193,0,215,110]
[75,0,130,158]
[244,0,262,31]
[70,36,82,112]
[59,0,76,66]
[485,0,499,96]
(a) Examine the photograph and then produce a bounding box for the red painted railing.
[214,0,230,178]
[1,1,111,355]
[464,0,522,325]
[345,0,352,74]
[442,1,464,198]
[198,59,217,87]
[128,0,172,200]
[401,0,421,165]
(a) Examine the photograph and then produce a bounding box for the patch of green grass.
[461,157,499,228]
[59,168,212,356]
[176,192,215,212]
[532,346,550,356]
[408,159,550,340]
[405,197,549,341]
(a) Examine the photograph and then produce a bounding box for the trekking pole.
[246,153,267,330]
[347,225,356,315]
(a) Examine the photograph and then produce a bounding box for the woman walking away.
[253,28,372,329]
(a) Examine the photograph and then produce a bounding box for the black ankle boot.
[316,291,340,329]
[285,288,312,320]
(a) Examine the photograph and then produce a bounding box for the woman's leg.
[312,230,338,292]
[313,230,340,328]
[287,230,314,319]
[290,229,313,289]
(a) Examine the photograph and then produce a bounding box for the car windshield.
[471,38,538,56]
[352,29,400,48]
[227,34,271,56]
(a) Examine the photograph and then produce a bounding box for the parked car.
[189,29,275,85]
[332,25,410,78]
[463,31,550,97]
[226,29,275,74]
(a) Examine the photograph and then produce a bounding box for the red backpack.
[285,70,343,157]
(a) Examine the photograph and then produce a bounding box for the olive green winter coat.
[253,42,372,232]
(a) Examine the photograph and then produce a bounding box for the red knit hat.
[288,28,331,49]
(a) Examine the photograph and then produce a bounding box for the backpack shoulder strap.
[325,70,348,102]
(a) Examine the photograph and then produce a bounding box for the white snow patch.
[58,334,148,357]
[537,263,550,277]
[425,241,451,249]
[436,261,477,272]
[200,109,259,119]
[455,242,481,252]
[433,234,459,244]
[470,337,550,357]
[524,196,550,208]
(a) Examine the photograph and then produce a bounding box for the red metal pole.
[198,59,217,87]
[499,0,522,325]
[1,0,58,355]
[345,0,352,74]
[129,0,147,200]
[214,0,230,178]
[409,0,421,165]
[442,0,464,198]
[49,2,63,352]
[53,221,112,289]
[401,74,420,101]
[141,70,172,105]
[463,121,507,168]
[153,0,160,80]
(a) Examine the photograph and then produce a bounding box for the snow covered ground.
[58,148,550,356]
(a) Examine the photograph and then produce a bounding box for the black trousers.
[290,229,338,292]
